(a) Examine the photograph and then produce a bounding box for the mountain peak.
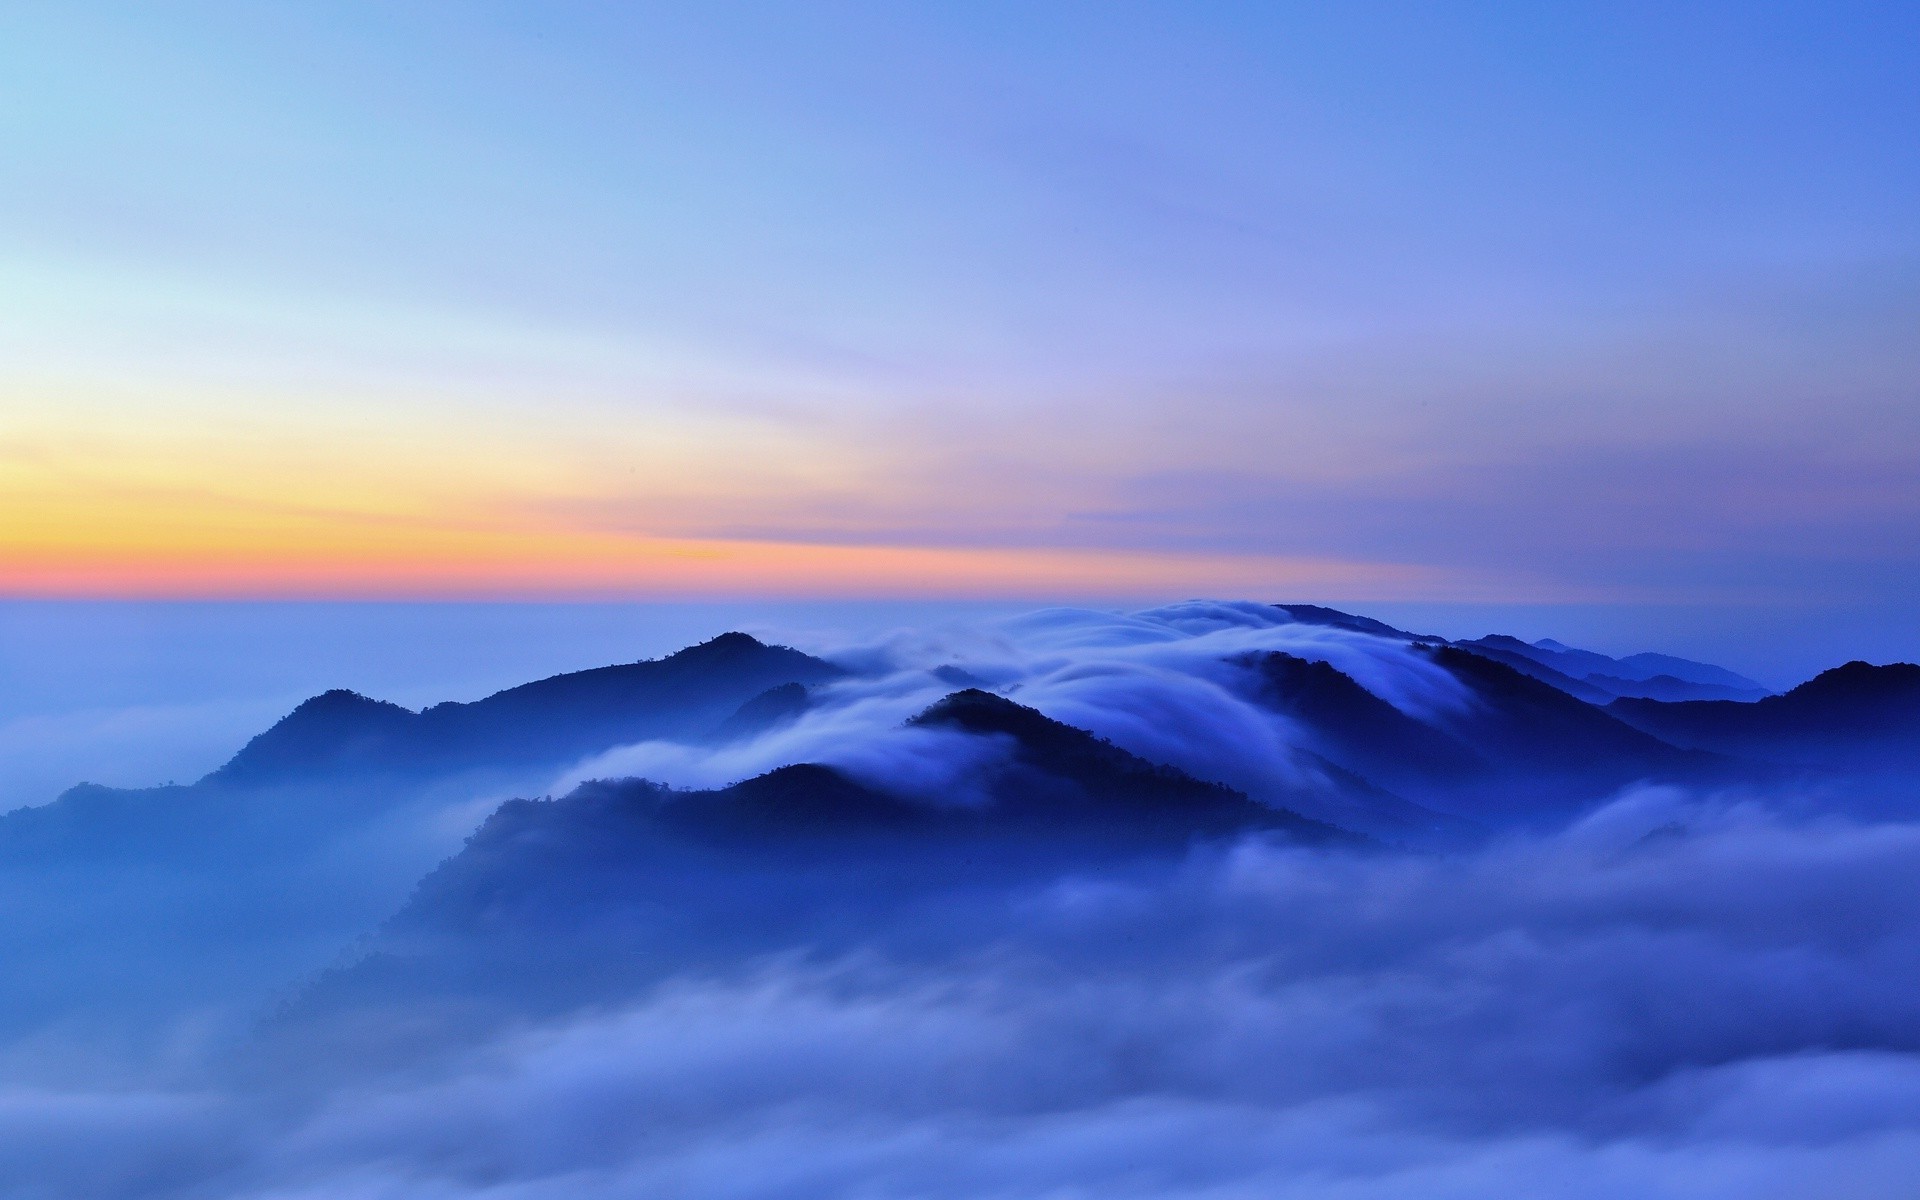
[1785,660,1920,703]
[1458,634,1766,701]
[909,687,1031,732]
[1605,658,1920,767]
[671,631,769,659]
[1270,604,1424,640]
[204,633,839,786]
[210,689,418,785]
[291,688,412,717]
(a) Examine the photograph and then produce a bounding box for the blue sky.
[1,2,1916,666]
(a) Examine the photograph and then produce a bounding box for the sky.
[2,3,1918,665]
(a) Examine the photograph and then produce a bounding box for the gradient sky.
[3,3,1917,659]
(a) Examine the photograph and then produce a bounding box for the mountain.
[1239,643,1729,822]
[1243,651,1488,788]
[711,681,814,742]
[1607,661,1920,770]
[1458,634,1770,702]
[1608,647,1768,692]
[0,631,843,1040]
[417,687,1348,869]
[906,689,1347,841]
[10,603,1907,1065]
[1269,603,1768,704]
[1234,652,1484,836]
[1418,645,1713,780]
[211,632,843,785]
[1439,637,1616,703]
[369,692,1341,966]
[1271,604,1431,641]
[275,691,1350,1054]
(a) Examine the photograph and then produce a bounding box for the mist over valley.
[0,600,1916,1197]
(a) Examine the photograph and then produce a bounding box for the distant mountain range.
[21,604,1920,852]
[1271,602,1773,702]
[1241,643,1723,821]
[1607,660,1920,768]
[5,602,1916,1053]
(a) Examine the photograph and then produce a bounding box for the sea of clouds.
[563,600,1477,830]
[8,790,1920,1197]
[0,601,1916,1197]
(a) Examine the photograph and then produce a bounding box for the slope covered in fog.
[1,598,1911,1048]
[279,689,1349,1047]
[0,632,844,1042]
[2,600,1920,1199]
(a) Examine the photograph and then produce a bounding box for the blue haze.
[0,600,1031,807]
[0,600,1915,1196]
[1,596,1895,809]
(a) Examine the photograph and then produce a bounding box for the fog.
[0,601,1914,1196]
[3,790,1919,1197]
[565,601,1471,833]
[0,600,1028,808]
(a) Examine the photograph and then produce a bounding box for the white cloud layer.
[559,601,1471,826]
[1,602,1916,1196]
[4,785,1920,1197]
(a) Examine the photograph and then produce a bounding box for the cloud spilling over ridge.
[1,602,1917,1197]
[558,600,1474,821]
[8,789,1920,1197]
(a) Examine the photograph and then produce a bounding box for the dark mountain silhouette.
[0,632,841,1041]
[1458,634,1770,702]
[1610,648,1768,692]
[358,689,1360,963]
[211,632,843,785]
[513,689,1347,853]
[378,719,1335,967]
[1582,672,1764,703]
[905,689,1348,842]
[1449,637,1618,703]
[1271,604,1430,641]
[1229,652,1480,839]
[1273,603,1767,704]
[13,603,1909,1065]
[201,690,420,785]
[1420,646,1708,777]
[1244,652,1488,787]
[1608,661,1920,769]
[6,631,840,870]
[1239,643,1729,821]
[931,664,988,688]
[912,672,1462,847]
[273,692,1351,1056]
[711,682,813,742]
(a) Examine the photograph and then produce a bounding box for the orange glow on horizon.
[0,441,1591,604]
[0,425,1543,604]
[0,528,1455,602]
[0,461,1566,603]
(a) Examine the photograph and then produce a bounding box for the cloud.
[5,787,1920,1196]
[3,603,1918,1196]
[0,697,291,810]
[558,601,1469,826]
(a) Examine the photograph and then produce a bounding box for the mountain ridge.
[210,632,843,785]
[1606,660,1920,768]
